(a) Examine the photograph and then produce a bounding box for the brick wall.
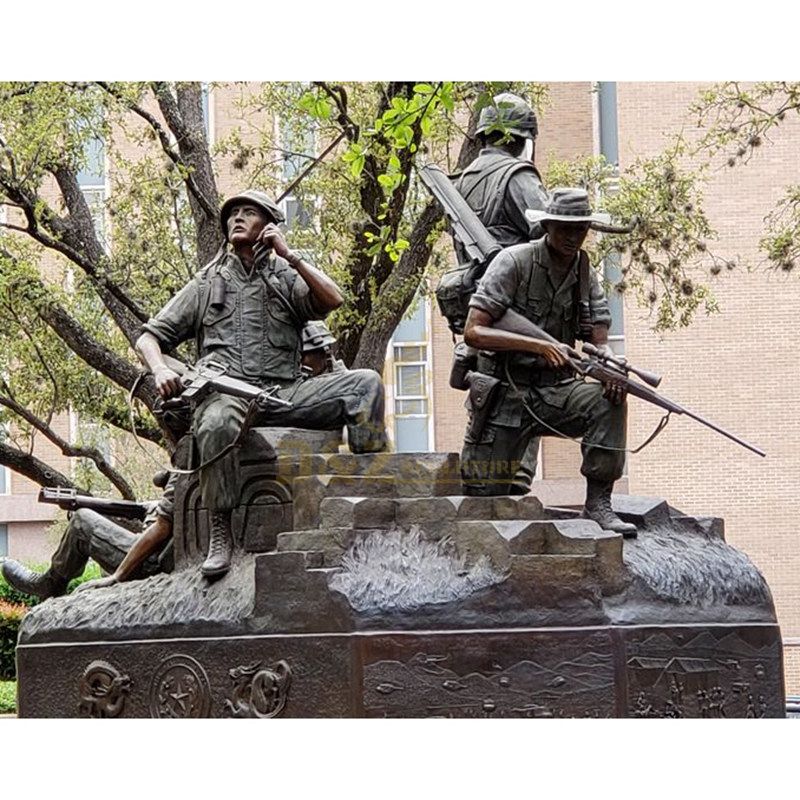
[617,82,800,691]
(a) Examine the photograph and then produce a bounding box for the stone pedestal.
[16,430,785,718]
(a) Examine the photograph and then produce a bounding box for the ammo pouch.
[435,261,487,335]
[465,371,501,443]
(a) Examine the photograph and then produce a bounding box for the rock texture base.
[16,431,786,718]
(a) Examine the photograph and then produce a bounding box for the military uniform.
[456,145,548,251]
[142,251,386,512]
[461,238,626,496]
[456,143,547,491]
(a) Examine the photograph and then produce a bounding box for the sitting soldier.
[135,190,387,578]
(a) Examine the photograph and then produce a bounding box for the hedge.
[0,562,104,680]
[0,600,26,681]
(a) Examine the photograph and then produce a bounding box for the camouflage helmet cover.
[477,92,538,141]
[220,190,286,240]
[302,320,337,352]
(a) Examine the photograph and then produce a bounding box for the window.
[277,113,314,231]
[77,132,107,249]
[0,525,7,558]
[604,253,625,357]
[389,300,433,453]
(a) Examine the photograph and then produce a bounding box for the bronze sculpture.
[135,190,387,577]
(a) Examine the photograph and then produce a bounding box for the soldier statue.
[460,187,637,537]
[454,92,547,494]
[135,190,387,578]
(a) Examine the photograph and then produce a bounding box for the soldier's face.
[227,204,269,246]
[545,221,590,260]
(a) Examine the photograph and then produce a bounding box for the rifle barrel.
[679,407,766,458]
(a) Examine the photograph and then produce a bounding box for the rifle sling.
[503,361,672,454]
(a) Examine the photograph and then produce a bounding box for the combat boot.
[201,511,233,578]
[581,480,638,538]
[0,559,69,600]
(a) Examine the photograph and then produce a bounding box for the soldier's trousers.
[193,368,387,511]
[461,378,626,496]
[50,509,162,580]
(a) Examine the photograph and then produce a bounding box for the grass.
[0,681,16,714]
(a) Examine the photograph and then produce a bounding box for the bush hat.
[525,187,608,227]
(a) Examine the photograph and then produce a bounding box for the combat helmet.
[302,320,337,352]
[219,189,285,240]
[476,92,538,140]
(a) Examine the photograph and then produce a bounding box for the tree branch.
[0,440,76,491]
[0,392,136,499]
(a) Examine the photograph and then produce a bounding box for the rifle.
[38,487,149,520]
[158,354,293,413]
[418,163,636,335]
[496,308,766,458]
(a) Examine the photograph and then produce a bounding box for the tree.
[0,80,720,498]
[690,81,800,272]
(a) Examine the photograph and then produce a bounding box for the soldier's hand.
[530,340,571,369]
[75,575,119,593]
[153,366,183,399]
[256,223,291,260]
[603,379,627,405]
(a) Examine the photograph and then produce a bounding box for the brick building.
[2,82,797,692]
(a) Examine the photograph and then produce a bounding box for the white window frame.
[385,297,435,453]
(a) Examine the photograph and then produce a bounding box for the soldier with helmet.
[454,92,548,493]
[135,190,387,579]
[301,320,346,377]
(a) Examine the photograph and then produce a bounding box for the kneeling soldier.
[460,187,636,537]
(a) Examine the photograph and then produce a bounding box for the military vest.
[456,150,543,248]
[194,254,304,383]
[478,239,585,384]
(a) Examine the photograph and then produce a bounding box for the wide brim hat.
[220,189,285,239]
[525,187,609,227]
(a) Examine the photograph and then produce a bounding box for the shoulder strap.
[259,257,305,329]
[578,250,590,304]
[483,161,538,224]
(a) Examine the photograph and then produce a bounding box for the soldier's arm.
[506,170,548,241]
[464,308,570,368]
[75,516,172,592]
[258,223,343,314]
[136,280,200,398]
[135,333,183,398]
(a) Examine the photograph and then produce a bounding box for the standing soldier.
[454,92,547,493]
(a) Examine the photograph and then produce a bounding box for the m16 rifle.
[157,354,293,413]
[38,487,150,520]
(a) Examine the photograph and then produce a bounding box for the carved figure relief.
[223,659,292,718]
[364,643,615,718]
[625,629,781,718]
[149,654,211,718]
[78,660,131,718]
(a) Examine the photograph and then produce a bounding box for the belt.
[507,365,573,388]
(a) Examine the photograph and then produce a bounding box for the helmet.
[476,92,538,141]
[302,321,337,352]
[219,190,285,240]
